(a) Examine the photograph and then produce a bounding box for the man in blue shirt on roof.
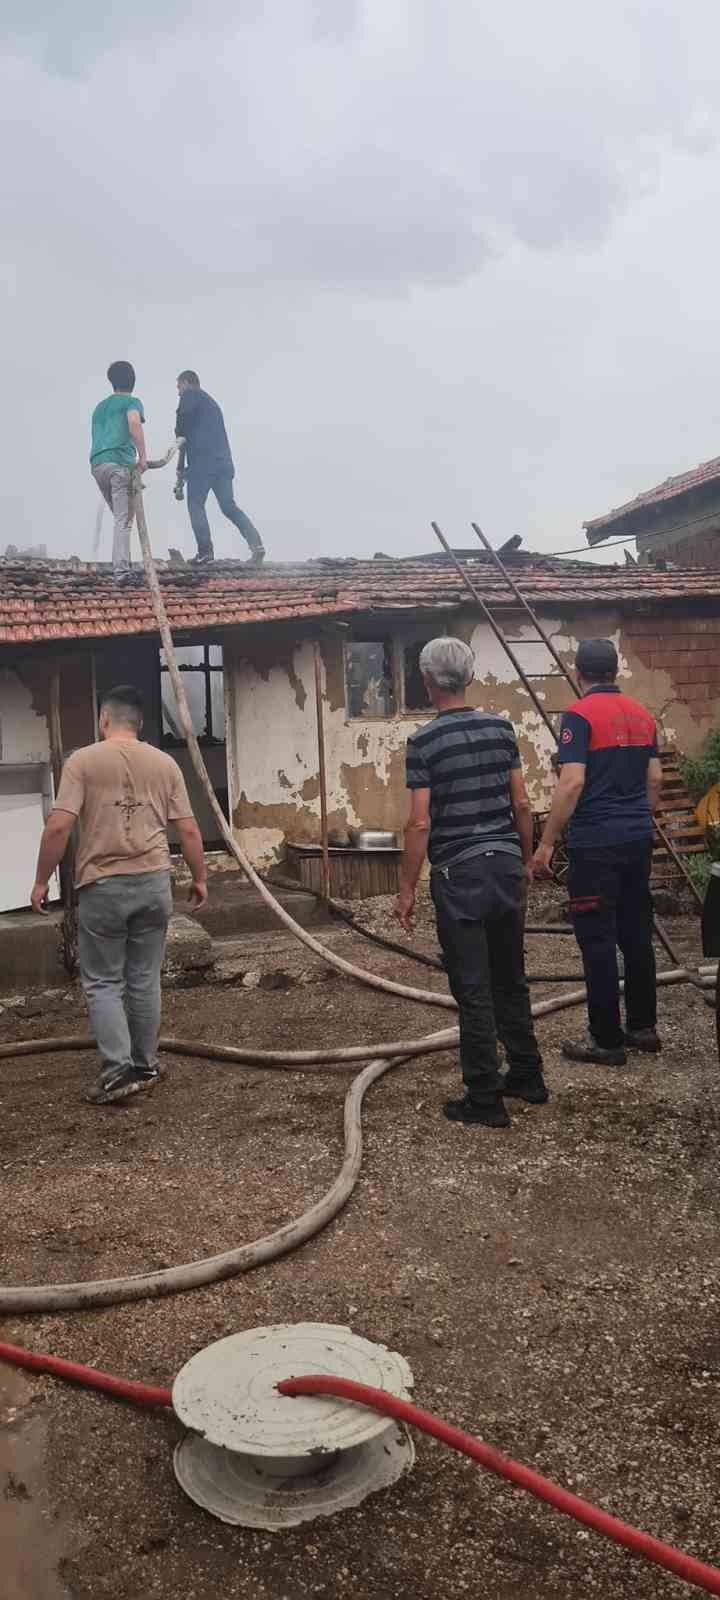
[90,361,147,582]
[174,371,265,566]
[533,638,664,1066]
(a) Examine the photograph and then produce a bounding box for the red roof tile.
[585,456,720,541]
[1,554,720,646]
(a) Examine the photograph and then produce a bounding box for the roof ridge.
[585,453,720,537]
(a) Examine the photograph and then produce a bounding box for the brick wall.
[622,612,720,718]
[638,526,720,567]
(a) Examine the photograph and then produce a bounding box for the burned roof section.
[2,551,720,646]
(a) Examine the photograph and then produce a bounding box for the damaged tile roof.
[585,455,720,542]
[2,552,720,646]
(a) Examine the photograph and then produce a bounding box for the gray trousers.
[186,469,263,559]
[91,462,135,569]
[78,871,172,1075]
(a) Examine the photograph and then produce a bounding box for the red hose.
[0,1342,171,1409]
[277,1376,720,1597]
[4,1341,720,1594]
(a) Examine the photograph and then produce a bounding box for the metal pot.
[348,827,397,851]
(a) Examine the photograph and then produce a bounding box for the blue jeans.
[78,870,172,1076]
[186,468,263,558]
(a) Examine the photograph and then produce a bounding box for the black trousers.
[431,852,542,1102]
[186,468,263,558]
[701,872,720,1065]
[567,839,656,1049]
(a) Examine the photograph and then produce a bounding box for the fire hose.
[1,1343,719,1597]
[0,480,712,1311]
[0,966,695,1315]
[0,473,711,1312]
[2,481,718,1590]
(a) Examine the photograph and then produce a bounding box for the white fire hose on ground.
[0,468,705,1314]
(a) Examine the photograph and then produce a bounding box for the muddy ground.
[2,892,720,1599]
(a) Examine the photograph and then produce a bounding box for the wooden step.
[654,838,706,850]
[653,843,707,859]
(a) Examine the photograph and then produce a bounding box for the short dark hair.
[100,684,144,729]
[107,360,136,392]
[177,369,200,386]
[575,638,618,684]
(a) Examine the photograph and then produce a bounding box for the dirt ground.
[2,891,720,1599]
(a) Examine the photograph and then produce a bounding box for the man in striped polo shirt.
[394,637,547,1128]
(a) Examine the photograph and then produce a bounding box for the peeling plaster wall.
[0,653,95,766]
[0,669,51,765]
[225,635,429,867]
[225,606,720,867]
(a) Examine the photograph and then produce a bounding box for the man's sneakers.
[623,1027,662,1054]
[86,1065,160,1105]
[562,1028,662,1065]
[500,1070,550,1105]
[133,1067,160,1092]
[188,547,266,566]
[443,1094,510,1129]
[562,1035,627,1066]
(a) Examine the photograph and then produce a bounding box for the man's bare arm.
[175,816,208,910]
[532,762,586,872]
[647,756,663,816]
[394,788,430,931]
[31,810,75,912]
[127,407,147,471]
[509,766,534,871]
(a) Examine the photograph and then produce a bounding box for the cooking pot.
[348,827,397,851]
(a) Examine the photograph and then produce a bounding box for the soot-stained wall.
[224,606,720,868]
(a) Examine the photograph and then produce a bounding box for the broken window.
[343,631,445,718]
[344,639,395,718]
[402,639,434,712]
[160,644,225,743]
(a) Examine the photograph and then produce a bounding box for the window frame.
[159,642,225,747]
[343,621,448,722]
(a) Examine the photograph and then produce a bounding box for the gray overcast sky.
[3,1,720,563]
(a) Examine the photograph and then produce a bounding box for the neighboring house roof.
[585,455,720,543]
[2,553,720,646]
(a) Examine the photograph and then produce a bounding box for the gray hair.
[419,637,475,692]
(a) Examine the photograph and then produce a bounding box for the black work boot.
[562,1034,627,1066]
[443,1094,510,1129]
[623,1027,662,1054]
[500,1070,549,1104]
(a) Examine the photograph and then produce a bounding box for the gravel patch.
[1,895,719,1599]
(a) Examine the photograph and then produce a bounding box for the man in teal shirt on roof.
[90,361,147,582]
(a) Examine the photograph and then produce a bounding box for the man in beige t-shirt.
[31,684,208,1105]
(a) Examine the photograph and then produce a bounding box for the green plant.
[679,727,720,802]
[685,851,713,894]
